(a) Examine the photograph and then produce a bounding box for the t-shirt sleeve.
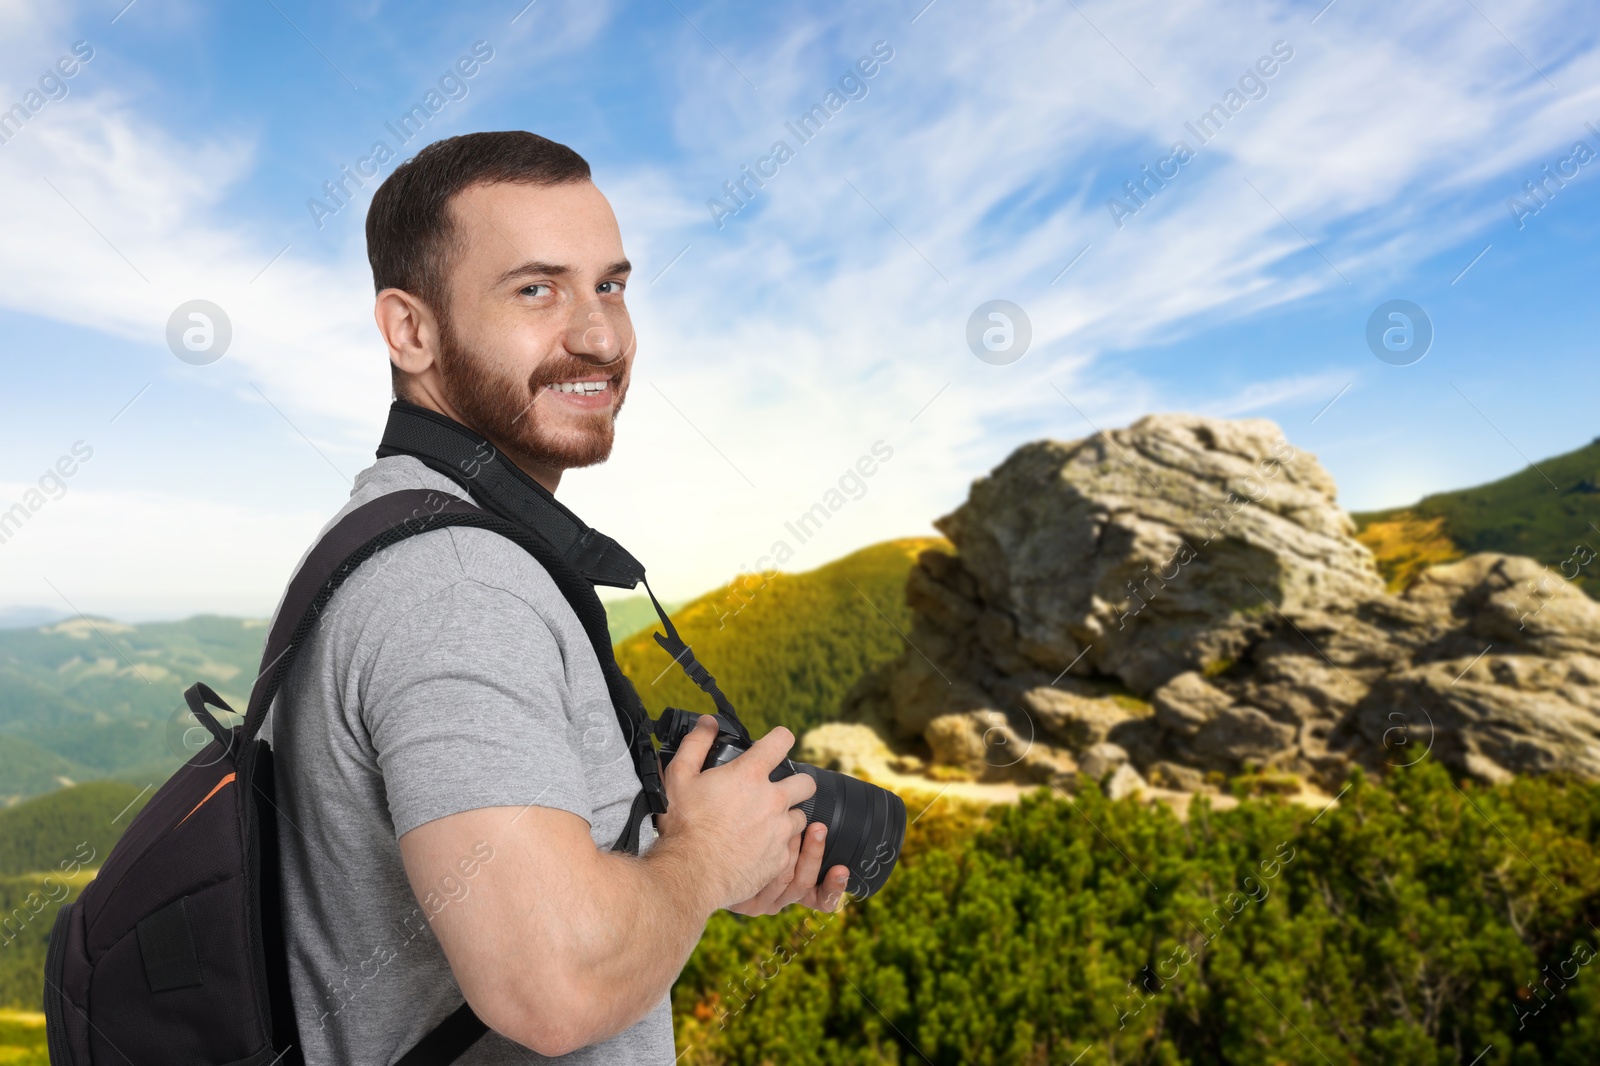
[360,577,594,838]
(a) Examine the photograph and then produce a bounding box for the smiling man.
[266,131,849,1065]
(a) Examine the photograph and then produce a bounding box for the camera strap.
[376,401,755,826]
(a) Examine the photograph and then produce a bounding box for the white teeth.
[547,380,608,394]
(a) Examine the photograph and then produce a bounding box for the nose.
[567,299,632,360]
[579,309,612,353]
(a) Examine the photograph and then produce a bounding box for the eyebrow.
[495,258,632,287]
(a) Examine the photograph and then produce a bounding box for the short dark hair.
[366,131,592,392]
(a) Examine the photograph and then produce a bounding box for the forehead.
[445,180,624,280]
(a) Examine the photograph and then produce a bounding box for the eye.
[519,283,552,298]
[597,280,626,295]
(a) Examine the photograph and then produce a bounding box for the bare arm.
[398,716,817,1056]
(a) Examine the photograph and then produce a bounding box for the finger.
[665,714,719,782]
[816,864,851,912]
[775,770,817,808]
[741,725,797,776]
[787,808,808,839]
[786,822,827,905]
[741,834,802,915]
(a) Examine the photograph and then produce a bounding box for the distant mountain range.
[599,592,687,645]
[0,607,67,631]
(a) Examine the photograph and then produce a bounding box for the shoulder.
[317,456,580,639]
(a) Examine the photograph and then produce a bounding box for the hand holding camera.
[653,708,906,915]
[655,714,817,912]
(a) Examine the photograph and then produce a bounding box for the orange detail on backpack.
[178,772,237,827]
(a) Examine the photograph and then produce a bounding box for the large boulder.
[926,414,1385,694]
[842,414,1600,790]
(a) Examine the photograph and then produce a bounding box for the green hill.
[0,616,265,805]
[0,781,153,877]
[0,538,931,805]
[1354,435,1600,593]
[613,537,947,740]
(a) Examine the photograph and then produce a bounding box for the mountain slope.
[0,617,264,804]
[0,781,152,876]
[1354,435,1600,593]
[613,537,948,740]
[0,782,152,1020]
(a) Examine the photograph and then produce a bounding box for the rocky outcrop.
[842,414,1600,790]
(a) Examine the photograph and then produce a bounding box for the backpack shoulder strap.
[242,487,496,747]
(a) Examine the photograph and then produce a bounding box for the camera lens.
[784,762,906,898]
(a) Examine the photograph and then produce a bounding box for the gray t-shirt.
[264,455,673,1065]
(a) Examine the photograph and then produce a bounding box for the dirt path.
[816,726,1339,822]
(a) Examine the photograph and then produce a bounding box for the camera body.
[654,707,906,898]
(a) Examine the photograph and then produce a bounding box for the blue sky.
[1,0,1597,620]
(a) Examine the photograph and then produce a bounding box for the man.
[267,130,851,1064]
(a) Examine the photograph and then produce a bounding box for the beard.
[434,313,629,472]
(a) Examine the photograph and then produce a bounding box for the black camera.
[654,707,907,898]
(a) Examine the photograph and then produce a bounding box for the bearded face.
[434,302,631,472]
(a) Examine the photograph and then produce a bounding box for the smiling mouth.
[544,379,611,395]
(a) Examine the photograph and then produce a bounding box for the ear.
[375,288,442,384]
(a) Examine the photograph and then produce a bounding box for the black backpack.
[42,456,733,1065]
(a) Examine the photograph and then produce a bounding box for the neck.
[378,399,651,590]
[400,386,563,494]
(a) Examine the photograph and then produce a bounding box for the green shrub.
[675,764,1600,1065]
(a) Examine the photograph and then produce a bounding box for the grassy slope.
[1354,435,1600,594]
[0,781,153,877]
[614,537,947,740]
[0,1009,47,1065]
[0,617,265,804]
